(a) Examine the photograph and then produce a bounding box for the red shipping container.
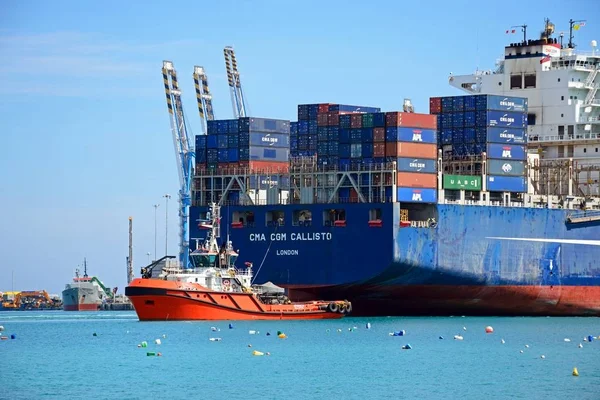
[327,112,340,126]
[317,113,329,126]
[373,127,385,142]
[350,114,363,128]
[238,160,289,174]
[318,103,331,113]
[429,97,442,114]
[385,142,438,159]
[385,112,437,129]
[373,142,386,157]
[396,172,437,188]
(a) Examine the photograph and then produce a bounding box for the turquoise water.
[1,311,599,400]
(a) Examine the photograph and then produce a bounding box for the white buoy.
[209,338,222,342]
[366,322,371,329]
[162,334,167,338]
[0,326,4,332]
[211,327,218,332]
[541,355,545,359]
[454,335,464,341]
[155,339,161,345]
[501,339,505,344]
[525,344,530,348]
[463,326,467,331]
[564,338,571,342]
[249,330,257,335]
[520,350,524,353]
[578,343,583,348]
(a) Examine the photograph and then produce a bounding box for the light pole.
[146,252,151,264]
[164,194,171,256]
[153,204,160,261]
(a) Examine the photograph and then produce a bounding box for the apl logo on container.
[502,147,512,158]
[412,190,423,202]
[499,114,515,126]
[502,163,513,173]
[411,129,423,142]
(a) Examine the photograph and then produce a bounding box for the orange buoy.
[485,326,494,334]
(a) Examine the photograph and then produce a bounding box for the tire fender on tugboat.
[327,302,338,313]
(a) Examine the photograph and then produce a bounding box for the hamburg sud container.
[384,112,438,203]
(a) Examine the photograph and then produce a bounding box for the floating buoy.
[587,335,594,342]
[454,335,464,341]
[229,323,234,329]
[93,333,97,337]
[578,343,583,348]
[211,327,218,332]
[278,333,287,339]
[248,344,252,347]
[146,352,156,356]
[10,334,16,340]
[390,330,406,337]
[157,352,162,357]
[439,336,444,340]
[564,338,571,342]
[540,355,546,359]
[463,327,467,331]
[266,332,271,336]
[401,344,412,350]
[209,338,221,342]
[525,344,530,348]
[366,322,371,330]
[252,350,264,356]
[572,367,579,376]
[501,339,506,344]
[485,326,494,334]
[0,326,4,332]
[249,330,257,335]
[0,337,8,341]
[520,350,524,353]
[162,334,167,338]
[141,341,148,348]
[337,329,342,333]
[155,339,161,345]
[137,344,141,348]
[266,352,271,356]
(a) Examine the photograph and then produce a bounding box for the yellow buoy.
[252,350,264,356]
[572,367,579,376]
[278,333,287,339]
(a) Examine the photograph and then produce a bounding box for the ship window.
[584,148,587,153]
[596,148,598,153]
[568,125,574,137]
[232,210,254,227]
[561,96,564,101]
[369,208,382,221]
[323,209,346,226]
[498,82,502,86]
[558,78,561,82]
[266,210,284,227]
[558,126,565,138]
[527,114,536,126]
[292,209,312,226]
[510,74,522,89]
[561,114,564,117]
[524,74,536,88]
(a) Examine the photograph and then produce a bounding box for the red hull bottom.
[63,304,99,311]
[288,285,600,317]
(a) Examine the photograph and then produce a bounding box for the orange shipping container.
[396,172,437,188]
[373,142,386,157]
[238,160,289,174]
[373,127,385,142]
[385,112,438,129]
[385,142,438,159]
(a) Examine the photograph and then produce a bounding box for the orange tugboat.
[126,204,351,321]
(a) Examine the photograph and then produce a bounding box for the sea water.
[1,311,599,400]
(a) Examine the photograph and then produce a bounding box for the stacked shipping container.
[195,117,291,174]
[430,94,528,193]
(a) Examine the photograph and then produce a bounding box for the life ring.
[222,279,231,288]
[345,302,353,314]
[327,302,338,313]
[338,303,347,313]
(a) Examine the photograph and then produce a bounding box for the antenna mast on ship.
[511,24,527,43]
[83,258,88,278]
[568,18,587,48]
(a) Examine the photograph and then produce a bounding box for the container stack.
[292,103,381,162]
[383,112,439,203]
[196,117,291,174]
[429,94,528,193]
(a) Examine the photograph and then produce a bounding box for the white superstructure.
[449,20,599,196]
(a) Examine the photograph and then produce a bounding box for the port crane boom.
[193,66,215,134]
[223,46,248,118]
[161,60,194,269]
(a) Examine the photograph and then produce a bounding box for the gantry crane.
[192,66,215,134]
[223,46,248,118]
[161,60,194,269]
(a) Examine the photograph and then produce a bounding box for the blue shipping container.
[464,128,476,143]
[339,143,351,158]
[248,175,291,189]
[486,127,527,144]
[464,95,477,111]
[373,112,386,127]
[487,143,526,160]
[397,157,437,174]
[350,129,362,143]
[476,95,528,113]
[298,121,309,135]
[207,121,218,135]
[476,110,527,128]
[350,144,362,158]
[207,149,218,163]
[227,148,239,162]
[330,104,381,113]
[386,127,437,144]
[361,143,374,158]
[441,130,453,144]
[195,148,206,163]
[217,135,228,149]
[487,175,527,192]
[249,146,289,162]
[488,159,526,176]
[338,158,351,170]
[290,122,298,135]
[441,97,454,113]
[207,135,218,149]
[361,128,373,142]
[247,132,289,148]
[195,135,207,148]
[340,129,350,143]
[452,96,465,112]
[227,134,239,148]
[329,141,339,156]
[218,149,228,162]
[464,111,476,127]
[317,142,329,156]
[397,187,437,203]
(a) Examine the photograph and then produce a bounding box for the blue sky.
[0,0,598,294]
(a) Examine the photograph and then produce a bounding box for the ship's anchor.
[427,218,437,229]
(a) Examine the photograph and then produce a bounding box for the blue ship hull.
[189,203,600,316]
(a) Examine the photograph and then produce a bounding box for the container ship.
[160,24,600,316]
[62,260,116,311]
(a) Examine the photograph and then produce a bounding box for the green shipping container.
[443,175,482,191]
